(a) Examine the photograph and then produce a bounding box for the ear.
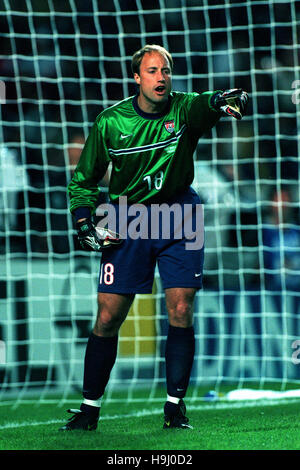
[134,73,140,85]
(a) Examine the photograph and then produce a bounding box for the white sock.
[167,395,180,405]
[83,397,102,408]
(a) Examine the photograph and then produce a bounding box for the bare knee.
[93,293,134,337]
[166,288,196,328]
[92,309,116,336]
[168,301,193,328]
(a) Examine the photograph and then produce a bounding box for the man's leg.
[82,292,134,407]
[163,287,196,428]
[60,292,134,430]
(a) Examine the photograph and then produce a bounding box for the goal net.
[1,0,300,406]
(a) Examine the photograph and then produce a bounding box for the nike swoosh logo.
[195,273,202,277]
[120,134,132,139]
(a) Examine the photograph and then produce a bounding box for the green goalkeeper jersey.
[68,91,221,213]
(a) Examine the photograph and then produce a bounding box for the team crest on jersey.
[164,120,175,134]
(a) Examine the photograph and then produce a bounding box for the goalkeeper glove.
[76,218,122,252]
[212,88,249,120]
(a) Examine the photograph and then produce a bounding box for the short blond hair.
[131,45,173,75]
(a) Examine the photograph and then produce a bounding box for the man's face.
[134,51,172,113]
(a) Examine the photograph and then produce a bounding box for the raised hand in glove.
[212,88,249,120]
[76,218,122,252]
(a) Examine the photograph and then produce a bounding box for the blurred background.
[0,0,300,403]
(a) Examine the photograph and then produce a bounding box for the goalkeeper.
[60,44,248,431]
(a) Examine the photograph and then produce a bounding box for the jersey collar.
[132,94,171,120]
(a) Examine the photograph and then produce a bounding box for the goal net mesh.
[1,0,300,405]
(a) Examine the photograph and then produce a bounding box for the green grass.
[1,395,300,450]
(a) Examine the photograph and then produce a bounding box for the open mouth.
[154,85,166,94]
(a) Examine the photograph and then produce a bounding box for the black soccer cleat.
[163,399,193,429]
[59,409,98,431]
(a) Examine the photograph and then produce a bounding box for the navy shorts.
[97,187,204,294]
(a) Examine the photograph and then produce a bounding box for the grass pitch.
[1,394,300,451]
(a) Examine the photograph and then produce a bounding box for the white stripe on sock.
[83,398,102,408]
[167,395,180,405]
